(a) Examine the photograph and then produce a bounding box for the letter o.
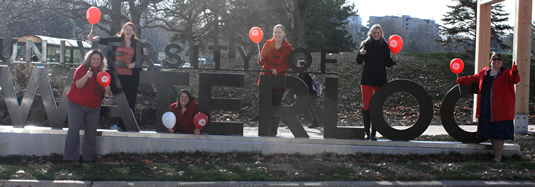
[440,83,487,143]
[287,48,312,73]
[369,79,433,140]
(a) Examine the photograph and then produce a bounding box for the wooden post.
[473,1,494,121]
[513,0,532,134]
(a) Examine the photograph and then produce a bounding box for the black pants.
[117,71,140,130]
[271,89,286,136]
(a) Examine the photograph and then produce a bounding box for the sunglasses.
[491,58,503,61]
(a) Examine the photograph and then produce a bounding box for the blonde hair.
[273,24,286,41]
[81,49,107,71]
[361,24,386,46]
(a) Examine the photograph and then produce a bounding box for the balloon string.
[90,24,94,35]
[457,74,461,95]
[257,43,261,55]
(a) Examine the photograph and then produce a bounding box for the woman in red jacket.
[257,24,293,137]
[168,90,200,135]
[456,53,519,163]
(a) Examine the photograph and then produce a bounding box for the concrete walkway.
[1,125,535,186]
[246,125,535,138]
[1,179,534,186]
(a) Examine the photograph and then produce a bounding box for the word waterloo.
[0,38,483,143]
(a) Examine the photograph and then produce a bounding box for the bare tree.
[145,0,222,63]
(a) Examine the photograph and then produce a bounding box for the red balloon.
[450,58,465,74]
[86,7,101,25]
[194,112,209,130]
[388,35,403,54]
[249,27,263,43]
[97,71,111,87]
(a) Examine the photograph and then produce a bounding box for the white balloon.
[162,111,176,129]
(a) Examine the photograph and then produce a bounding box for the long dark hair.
[117,22,140,43]
[176,90,194,109]
[81,49,107,71]
[80,49,107,96]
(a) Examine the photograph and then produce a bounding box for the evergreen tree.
[437,0,513,50]
[303,0,356,52]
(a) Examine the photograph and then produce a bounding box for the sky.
[347,0,534,28]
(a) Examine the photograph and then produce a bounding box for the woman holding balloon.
[356,24,398,140]
[64,49,110,162]
[88,22,141,131]
[256,24,293,137]
[168,90,201,135]
[456,53,519,163]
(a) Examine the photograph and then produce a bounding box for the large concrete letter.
[258,75,310,138]
[0,66,68,127]
[440,83,486,143]
[236,46,256,71]
[163,44,182,68]
[136,42,156,67]
[208,45,228,70]
[0,38,18,62]
[369,79,433,141]
[198,73,244,135]
[138,71,190,132]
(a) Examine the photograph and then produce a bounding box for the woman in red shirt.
[168,90,201,134]
[64,49,110,162]
[88,22,141,131]
[257,24,293,137]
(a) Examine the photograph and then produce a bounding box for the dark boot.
[308,118,319,128]
[271,117,280,137]
[362,109,371,140]
[308,104,320,128]
[370,126,377,141]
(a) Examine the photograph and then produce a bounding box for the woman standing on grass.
[356,24,398,140]
[456,53,519,163]
[88,22,141,131]
[257,24,293,137]
[64,49,110,162]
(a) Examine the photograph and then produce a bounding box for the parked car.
[147,63,162,71]
[198,58,206,64]
[183,63,191,68]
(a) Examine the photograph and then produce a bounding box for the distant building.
[345,15,363,45]
[368,15,440,38]
[348,15,362,30]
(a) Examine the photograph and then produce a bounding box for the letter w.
[0,66,71,128]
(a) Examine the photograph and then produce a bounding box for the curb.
[2,180,535,187]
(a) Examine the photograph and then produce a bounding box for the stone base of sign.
[515,114,529,134]
[0,125,523,157]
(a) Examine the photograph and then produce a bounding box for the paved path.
[244,125,535,138]
[1,125,534,186]
[1,179,534,186]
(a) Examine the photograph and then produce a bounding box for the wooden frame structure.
[475,0,532,134]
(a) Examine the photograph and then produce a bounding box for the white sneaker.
[110,124,120,130]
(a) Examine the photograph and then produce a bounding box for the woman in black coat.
[356,24,398,140]
[87,22,141,131]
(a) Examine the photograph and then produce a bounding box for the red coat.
[257,38,293,85]
[169,98,199,134]
[457,67,519,121]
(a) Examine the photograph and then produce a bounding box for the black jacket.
[356,39,396,87]
[297,72,315,96]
